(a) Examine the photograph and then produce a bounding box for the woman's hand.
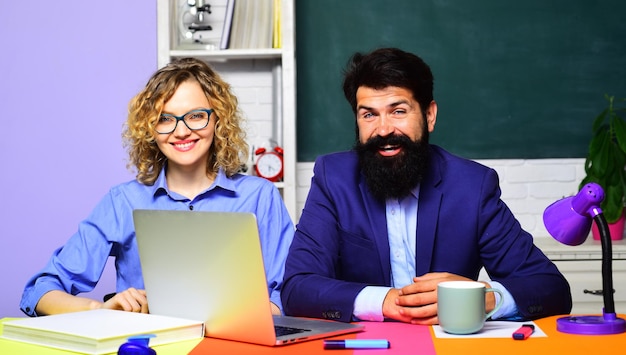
[100,287,149,313]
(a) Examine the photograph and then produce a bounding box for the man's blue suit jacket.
[282,145,572,322]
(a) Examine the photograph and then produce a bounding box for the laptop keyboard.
[275,325,310,337]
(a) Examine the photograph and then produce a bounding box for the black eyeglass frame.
[155,108,214,134]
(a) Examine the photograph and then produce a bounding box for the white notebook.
[1,309,204,354]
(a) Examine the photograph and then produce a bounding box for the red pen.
[512,324,535,340]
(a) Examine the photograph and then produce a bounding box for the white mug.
[437,281,504,334]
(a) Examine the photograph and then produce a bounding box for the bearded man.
[282,47,572,324]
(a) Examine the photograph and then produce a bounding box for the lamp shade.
[543,183,604,246]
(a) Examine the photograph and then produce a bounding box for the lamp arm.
[593,212,615,314]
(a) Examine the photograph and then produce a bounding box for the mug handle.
[484,288,504,320]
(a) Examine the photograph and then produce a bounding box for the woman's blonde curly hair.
[123,57,248,185]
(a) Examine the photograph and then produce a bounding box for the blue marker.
[323,339,390,349]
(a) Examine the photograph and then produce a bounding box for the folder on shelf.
[220,0,236,49]
[228,0,244,48]
[228,0,274,49]
[273,0,281,48]
[257,0,274,49]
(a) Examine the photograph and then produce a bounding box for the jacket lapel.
[415,153,443,275]
[358,176,392,286]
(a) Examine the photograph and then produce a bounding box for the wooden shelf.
[170,48,283,60]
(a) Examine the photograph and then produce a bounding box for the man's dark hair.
[342,47,434,116]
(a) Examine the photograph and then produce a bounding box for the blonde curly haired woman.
[21,58,293,317]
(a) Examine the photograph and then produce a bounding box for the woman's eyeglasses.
[155,109,214,134]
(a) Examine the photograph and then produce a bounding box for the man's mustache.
[363,135,413,151]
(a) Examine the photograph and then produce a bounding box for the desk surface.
[2,314,625,354]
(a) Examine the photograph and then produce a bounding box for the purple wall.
[0,1,157,317]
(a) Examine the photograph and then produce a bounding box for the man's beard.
[355,133,430,201]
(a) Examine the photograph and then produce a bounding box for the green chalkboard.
[295,0,626,161]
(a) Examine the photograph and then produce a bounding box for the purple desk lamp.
[543,182,626,335]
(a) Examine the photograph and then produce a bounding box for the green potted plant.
[580,95,626,240]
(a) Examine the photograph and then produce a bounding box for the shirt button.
[189,205,194,210]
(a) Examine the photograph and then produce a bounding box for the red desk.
[2,315,625,354]
[192,321,432,354]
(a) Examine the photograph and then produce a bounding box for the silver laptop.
[133,209,363,346]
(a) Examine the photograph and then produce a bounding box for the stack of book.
[223,0,281,49]
[1,309,204,354]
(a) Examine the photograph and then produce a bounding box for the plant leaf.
[592,108,609,133]
[613,115,626,154]
[589,131,611,177]
[603,181,624,223]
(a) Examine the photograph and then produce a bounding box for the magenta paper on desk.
[356,322,435,354]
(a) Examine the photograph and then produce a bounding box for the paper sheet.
[432,321,546,338]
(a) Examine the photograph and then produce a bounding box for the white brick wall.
[212,60,279,171]
[296,158,586,238]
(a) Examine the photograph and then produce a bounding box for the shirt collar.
[386,183,421,205]
[151,166,237,197]
[409,183,420,200]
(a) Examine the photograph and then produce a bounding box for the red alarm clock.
[254,146,284,182]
